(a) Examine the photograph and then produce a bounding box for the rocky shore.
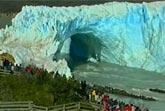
[149,88,165,94]
[91,85,157,101]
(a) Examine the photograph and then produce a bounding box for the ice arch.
[0,1,165,74]
[53,33,102,69]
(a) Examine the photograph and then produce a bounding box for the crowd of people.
[25,65,47,76]
[0,59,15,74]
[0,59,149,111]
[80,81,149,111]
[88,89,149,111]
[0,59,47,77]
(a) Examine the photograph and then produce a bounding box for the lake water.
[73,62,165,111]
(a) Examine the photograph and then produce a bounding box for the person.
[131,104,136,111]
[25,65,33,75]
[15,64,20,71]
[95,92,99,103]
[101,94,109,111]
[119,101,125,111]
[0,59,3,69]
[89,92,91,102]
[91,90,96,101]
[124,104,132,111]
[105,103,110,111]
[115,105,120,111]
[10,64,14,74]
[80,81,87,97]
[97,92,102,105]
[135,106,141,111]
[3,59,9,70]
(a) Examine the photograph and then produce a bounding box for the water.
[73,62,165,111]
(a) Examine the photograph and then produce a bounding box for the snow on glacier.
[0,1,165,76]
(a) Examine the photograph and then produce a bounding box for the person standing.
[92,90,96,101]
[0,59,3,69]
[11,64,14,74]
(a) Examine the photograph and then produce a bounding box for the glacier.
[0,1,165,76]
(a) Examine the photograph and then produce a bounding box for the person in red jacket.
[124,104,132,111]
[105,103,110,111]
[102,94,109,103]
[101,94,110,111]
[26,65,33,75]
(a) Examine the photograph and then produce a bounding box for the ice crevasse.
[0,1,165,77]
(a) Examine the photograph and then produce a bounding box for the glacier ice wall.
[0,1,165,74]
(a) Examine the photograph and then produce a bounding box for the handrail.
[0,101,100,111]
[0,69,11,75]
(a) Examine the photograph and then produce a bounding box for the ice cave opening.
[68,33,102,69]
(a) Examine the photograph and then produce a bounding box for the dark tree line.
[0,0,163,13]
[0,73,82,106]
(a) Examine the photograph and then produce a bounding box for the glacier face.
[0,1,165,74]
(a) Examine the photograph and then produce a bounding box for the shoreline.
[91,85,157,101]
